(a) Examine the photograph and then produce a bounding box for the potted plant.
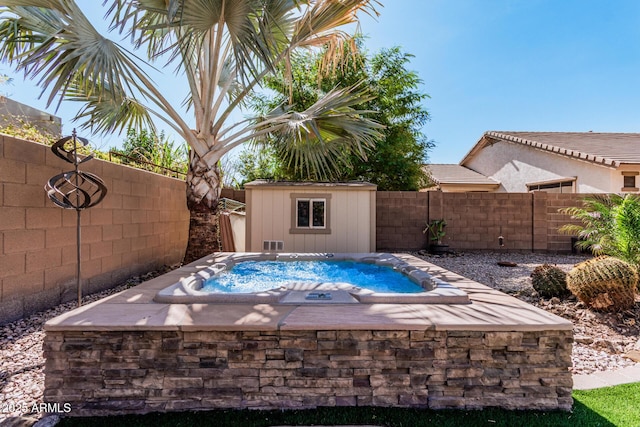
[423,219,449,254]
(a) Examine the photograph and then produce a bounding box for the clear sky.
[3,0,640,164]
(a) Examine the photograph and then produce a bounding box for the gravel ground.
[0,268,175,424]
[421,251,640,376]
[2,253,640,423]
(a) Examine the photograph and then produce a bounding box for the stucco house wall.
[463,139,618,193]
[245,181,376,253]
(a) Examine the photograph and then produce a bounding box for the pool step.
[279,290,360,304]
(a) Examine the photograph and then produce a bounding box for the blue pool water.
[202,260,424,294]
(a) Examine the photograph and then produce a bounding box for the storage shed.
[245,180,377,253]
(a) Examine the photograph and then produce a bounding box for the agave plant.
[0,0,382,262]
[560,194,640,266]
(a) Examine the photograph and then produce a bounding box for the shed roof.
[461,131,640,167]
[244,180,377,190]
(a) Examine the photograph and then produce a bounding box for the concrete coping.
[152,252,471,305]
[43,252,574,333]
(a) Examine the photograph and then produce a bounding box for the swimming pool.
[202,260,426,294]
[154,253,470,304]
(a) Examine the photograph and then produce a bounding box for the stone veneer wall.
[0,135,190,324]
[43,328,573,414]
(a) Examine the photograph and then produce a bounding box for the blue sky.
[4,0,640,164]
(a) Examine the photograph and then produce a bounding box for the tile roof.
[462,131,640,167]
[425,164,500,186]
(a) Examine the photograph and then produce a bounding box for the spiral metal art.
[46,132,107,209]
[45,130,107,306]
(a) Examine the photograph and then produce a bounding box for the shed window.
[290,193,331,234]
[297,199,325,228]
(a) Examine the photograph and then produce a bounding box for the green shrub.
[0,118,57,145]
[560,194,640,266]
[531,264,569,298]
[566,256,637,312]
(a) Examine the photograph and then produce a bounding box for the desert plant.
[560,194,640,266]
[531,264,570,298]
[423,219,447,245]
[566,256,638,312]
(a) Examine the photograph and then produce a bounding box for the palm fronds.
[0,0,382,203]
[252,83,383,181]
[560,194,640,266]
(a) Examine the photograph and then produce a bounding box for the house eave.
[462,131,621,168]
[460,133,495,166]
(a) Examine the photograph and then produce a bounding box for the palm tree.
[560,194,640,266]
[0,0,382,262]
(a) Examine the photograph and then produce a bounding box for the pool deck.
[44,253,572,333]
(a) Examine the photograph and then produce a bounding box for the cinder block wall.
[434,192,534,251]
[0,135,190,324]
[375,191,583,252]
[222,189,584,253]
[376,192,429,250]
[540,193,585,252]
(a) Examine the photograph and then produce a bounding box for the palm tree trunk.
[183,151,223,264]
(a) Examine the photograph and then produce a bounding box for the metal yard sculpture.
[45,130,107,306]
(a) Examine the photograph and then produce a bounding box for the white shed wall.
[246,184,376,253]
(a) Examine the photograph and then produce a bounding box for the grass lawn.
[58,383,640,427]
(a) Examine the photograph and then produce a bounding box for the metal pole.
[46,129,107,308]
[73,130,82,307]
[77,209,82,307]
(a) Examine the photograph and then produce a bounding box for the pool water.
[202,260,425,294]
